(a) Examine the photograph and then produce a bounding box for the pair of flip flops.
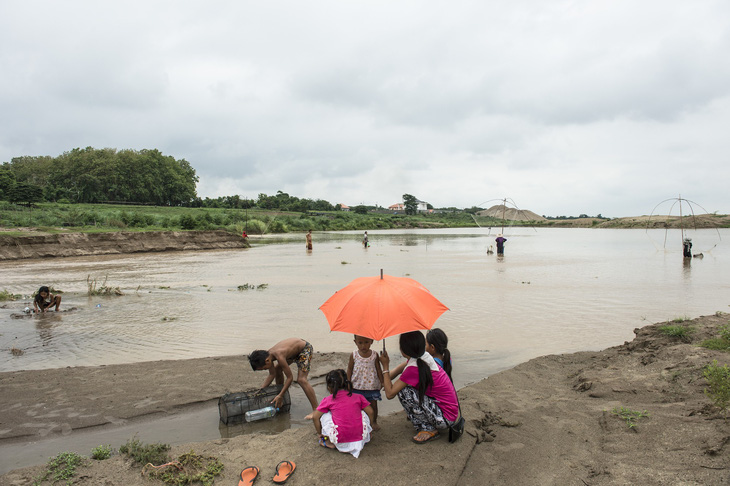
[239,461,296,485]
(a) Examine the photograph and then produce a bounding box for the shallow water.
[0,227,728,473]
[1,227,728,385]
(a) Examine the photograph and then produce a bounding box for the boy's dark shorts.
[353,389,382,401]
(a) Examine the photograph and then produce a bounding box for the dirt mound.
[477,205,546,222]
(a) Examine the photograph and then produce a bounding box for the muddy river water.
[0,227,728,472]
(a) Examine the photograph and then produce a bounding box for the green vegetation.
[671,315,691,323]
[142,451,224,486]
[0,200,485,234]
[87,276,123,296]
[610,406,650,429]
[3,148,197,206]
[703,360,730,416]
[90,444,113,460]
[659,324,695,341]
[0,289,22,301]
[3,147,728,231]
[403,193,418,215]
[119,437,170,466]
[33,451,87,486]
[237,283,268,291]
[700,324,730,351]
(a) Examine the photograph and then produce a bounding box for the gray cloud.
[1,0,729,216]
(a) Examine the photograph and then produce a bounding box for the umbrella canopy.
[319,270,448,341]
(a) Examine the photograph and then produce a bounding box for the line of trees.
[1,147,198,206]
[1,147,420,215]
[196,190,336,212]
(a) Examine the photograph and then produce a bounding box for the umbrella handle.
[382,340,386,353]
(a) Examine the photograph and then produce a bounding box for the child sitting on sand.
[33,286,62,313]
[312,369,374,458]
[248,338,318,418]
[347,335,383,430]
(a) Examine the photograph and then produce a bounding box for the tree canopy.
[403,193,418,215]
[4,147,199,205]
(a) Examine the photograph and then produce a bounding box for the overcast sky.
[1,1,728,217]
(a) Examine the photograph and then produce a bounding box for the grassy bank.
[0,201,482,235]
[2,202,728,235]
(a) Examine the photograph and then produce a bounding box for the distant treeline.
[196,190,337,212]
[1,147,198,206]
[0,147,608,218]
[0,147,345,212]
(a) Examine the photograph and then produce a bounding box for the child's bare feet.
[304,412,314,420]
[372,423,381,432]
[319,437,336,449]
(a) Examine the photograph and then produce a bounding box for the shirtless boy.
[249,337,318,419]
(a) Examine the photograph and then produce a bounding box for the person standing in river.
[495,234,507,255]
[306,229,313,250]
[683,237,692,258]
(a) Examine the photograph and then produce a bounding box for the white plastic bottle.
[244,406,278,422]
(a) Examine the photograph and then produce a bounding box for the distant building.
[389,200,430,212]
[339,204,350,212]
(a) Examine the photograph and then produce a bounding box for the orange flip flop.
[273,460,296,484]
[239,466,259,486]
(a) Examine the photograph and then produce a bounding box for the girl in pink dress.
[312,369,375,458]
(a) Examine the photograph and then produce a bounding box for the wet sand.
[2,314,729,485]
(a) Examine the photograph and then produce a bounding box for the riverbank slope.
[0,230,249,261]
[1,314,728,485]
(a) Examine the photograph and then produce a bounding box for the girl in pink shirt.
[312,369,375,458]
[380,331,460,444]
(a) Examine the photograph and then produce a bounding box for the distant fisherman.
[683,238,692,258]
[495,234,507,255]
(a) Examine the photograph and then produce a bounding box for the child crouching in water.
[34,286,62,313]
[312,369,374,458]
[347,334,384,430]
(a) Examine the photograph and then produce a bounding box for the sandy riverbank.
[0,230,249,261]
[1,314,729,485]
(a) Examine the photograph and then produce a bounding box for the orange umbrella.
[319,269,448,342]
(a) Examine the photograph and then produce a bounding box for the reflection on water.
[1,228,728,387]
[682,257,693,279]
